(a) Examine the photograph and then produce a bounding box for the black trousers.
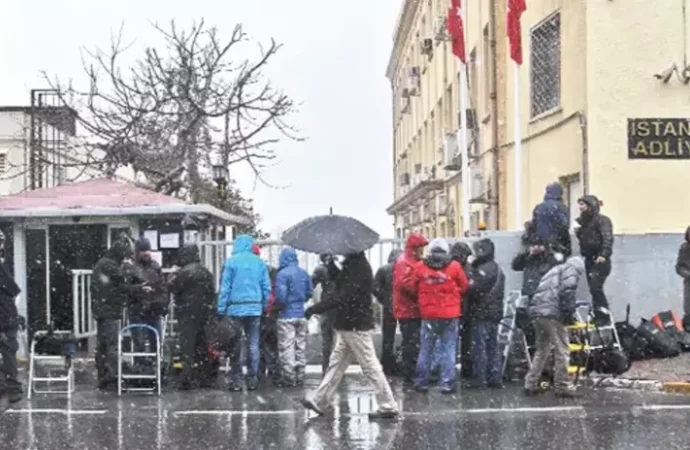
[460,316,473,379]
[96,318,120,385]
[177,317,212,386]
[0,328,21,393]
[585,258,612,319]
[321,318,335,374]
[259,316,278,380]
[380,311,398,375]
[399,318,421,382]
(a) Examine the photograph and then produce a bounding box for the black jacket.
[126,257,168,318]
[306,252,375,331]
[312,259,338,322]
[91,239,134,320]
[169,244,215,323]
[0,261,21,331]
[450,242,473,273]
[466,239,505,322]
[512,249,562,298]
[373,249,402,315]
[575,194,614,260]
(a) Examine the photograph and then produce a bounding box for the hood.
[544,182,564,201]
[472,238,495,264]
[387,248,403,263]
[232,234,255,255]
[279,247,298,268]
[252,244,261,255]
[424,238,452,269]
[685,225,690,243]
[178,244,200,266]
[566,256,586,276]
[450,241,472,264]
[578,195,601,216]
[405,233,428,252]
[108,237,133,263]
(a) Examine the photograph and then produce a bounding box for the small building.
[0,177,246,352]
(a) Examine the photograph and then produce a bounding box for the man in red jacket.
[393,232,428,384]
[410,238,468,393]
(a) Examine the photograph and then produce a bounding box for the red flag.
[447,0,466,63]
[507,0,527,65]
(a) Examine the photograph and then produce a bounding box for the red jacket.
[393,233,428,320]
[413,257,468,320]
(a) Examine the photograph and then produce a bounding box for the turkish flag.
[447,0,466,63]
[507,0,527,65]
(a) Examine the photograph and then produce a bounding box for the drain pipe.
[577,111,590,195]
[488,0,501,229]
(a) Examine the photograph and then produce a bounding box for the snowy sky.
[0,0,399,237]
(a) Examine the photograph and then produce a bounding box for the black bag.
[592,347,631,375]
[636,320,681,358]
[651,310,690,351]
[204,315,241,354]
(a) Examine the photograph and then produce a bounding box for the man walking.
[218,234,271,391]
[575,195,614,325]
[0,230,23,403]
[302,252,399,420]
[275,247,313,387]
[373,249,402,376]
[393,233,428,385]
[311,254,338,373]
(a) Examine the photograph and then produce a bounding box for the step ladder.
[498,290,524,378]
[27,331,76,400]
[118,323,163,396]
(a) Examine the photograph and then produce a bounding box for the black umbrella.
[281,214,380,255]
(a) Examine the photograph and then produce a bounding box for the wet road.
[2,376,690,450]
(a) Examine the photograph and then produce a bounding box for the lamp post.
[212,164,229,206]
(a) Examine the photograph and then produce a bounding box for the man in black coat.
[169,244,216,389]
[466,238,506,389]
[302,252,399,420]
[450,241,474,379]
[0,231,23,403]
[575,195,614,325]
[126,238,169,357]
[92,237,135,389]
[373,248,402,375]
[312,254,339,373]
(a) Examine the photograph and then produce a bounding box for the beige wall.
[586,0,690,233]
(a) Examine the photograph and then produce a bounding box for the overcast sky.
[0,0,399,237]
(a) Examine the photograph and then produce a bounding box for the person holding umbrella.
[301,251,399,419]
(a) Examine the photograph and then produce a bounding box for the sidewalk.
[589,353,690,394]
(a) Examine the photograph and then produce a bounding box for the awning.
[385,179,444,215]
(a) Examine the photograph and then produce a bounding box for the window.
[0,154,6,175]
[530,13,561,118]
[482,26,491,113]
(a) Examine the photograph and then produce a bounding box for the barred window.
[530,13,561,118]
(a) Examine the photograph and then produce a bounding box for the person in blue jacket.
[275,247,314,387]
[531,182,571,256]
[217,234,271,391]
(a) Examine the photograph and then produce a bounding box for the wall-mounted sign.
[628,118,690,159]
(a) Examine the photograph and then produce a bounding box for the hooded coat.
[0,258,21,331]
[306,252,376,331]
[511,238,563,298]
[126,238,168,318]
[466,239,505,323]
[91,238,135,320]
[532,183,572,255]
[527,256,586,322]
[275,247,314,319]
[217,234,271,317]
[393,233,428,320]
[169,244,216,322]
[412,238,468,320]
[675,226,690,314]
[575,194,614,260]
[373,249,403,315]
[450,241,473,273]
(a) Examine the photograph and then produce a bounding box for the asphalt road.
[2,376,690,450]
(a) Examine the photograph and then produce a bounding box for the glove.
[305,307,314,320]
[17,316,27,331]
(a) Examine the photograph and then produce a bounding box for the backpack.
[651,310,690,351]
[636,319,681,358]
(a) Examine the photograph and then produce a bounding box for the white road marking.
[4,409,107,415]
[173,410,296,416]
[633,404,690,412]
[403,406,585,416]
[256,395,267,404]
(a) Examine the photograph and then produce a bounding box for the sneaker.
[440,387,456,395]
[368,410,400,420]
[555,389,582,399]
[300,398,324,415]
[246,380,259,391]
[228,383,243,392]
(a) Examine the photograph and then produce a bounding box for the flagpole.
[513,63,522,230]
[459,66,470,234]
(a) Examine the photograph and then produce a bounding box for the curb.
[661,382,690,394]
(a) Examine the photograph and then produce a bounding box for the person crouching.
[524,256,586,398]
[275,247,313,387]
[411,238,468,394]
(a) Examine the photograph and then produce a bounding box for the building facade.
[387,0,690,237]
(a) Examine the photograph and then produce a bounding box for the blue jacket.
[275,247,314,319]
[532,183,570,245]
[217,235,271,317]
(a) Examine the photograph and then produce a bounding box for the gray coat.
[676,227,690,315]
[527,256,586,321]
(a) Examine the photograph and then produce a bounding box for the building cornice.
[385,0,419,81]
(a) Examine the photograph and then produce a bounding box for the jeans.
[380,311,398,375]
[471,320,503,386]
[399,319,421,382]
[414,319,460,390]
[0,328,21,393]
[229,316,261,386]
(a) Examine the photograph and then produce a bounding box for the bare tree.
[44,20,301,201]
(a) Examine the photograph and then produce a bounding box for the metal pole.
[459,67,470,234]
[513,63,523,229]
